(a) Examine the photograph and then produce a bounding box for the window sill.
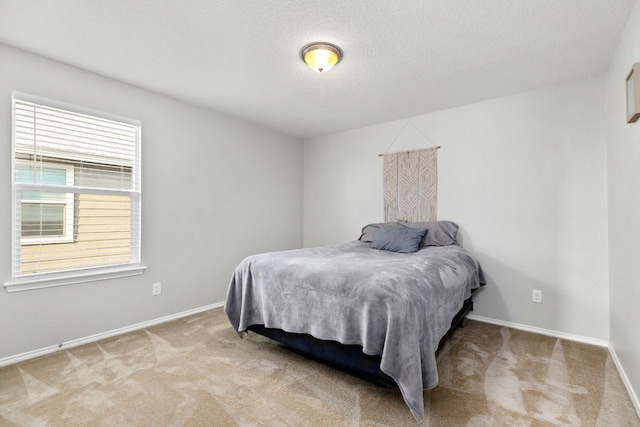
[3,265,147,293]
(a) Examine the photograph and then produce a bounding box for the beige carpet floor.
[1,307,638,426]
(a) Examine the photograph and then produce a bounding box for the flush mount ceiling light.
[301,42,342,73]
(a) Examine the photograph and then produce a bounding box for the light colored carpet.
[1,308,638,426]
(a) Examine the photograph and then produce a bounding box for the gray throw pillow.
[358,222,397,242]
[371,225,427,253]
[398,220,458,246]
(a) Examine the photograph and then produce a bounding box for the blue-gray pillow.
[371,225,427,253]
[358,222,397,242]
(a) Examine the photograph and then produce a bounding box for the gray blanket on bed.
[224,241,484,422]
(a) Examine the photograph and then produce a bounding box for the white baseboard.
[0,301,224,368]
[466,314,609,348]
[608,346,640,419]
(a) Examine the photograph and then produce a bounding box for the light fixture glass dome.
[301,43,342,73]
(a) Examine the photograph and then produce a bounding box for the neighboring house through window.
[16,160,74,244]
[5,92,145,292]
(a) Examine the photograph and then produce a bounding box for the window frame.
[5,92,146,292]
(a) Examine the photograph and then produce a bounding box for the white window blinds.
[9,92,142,289]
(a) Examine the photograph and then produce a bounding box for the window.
[6,92,145,292]
[16,161,74,244]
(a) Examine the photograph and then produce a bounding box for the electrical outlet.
[532,289,542,304]
[152,282,162,296]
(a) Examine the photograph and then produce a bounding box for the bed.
[224,221,485,422]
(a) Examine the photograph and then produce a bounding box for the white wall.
[304,77,609,341]
[0,43,303,360]
[605,0,640,409]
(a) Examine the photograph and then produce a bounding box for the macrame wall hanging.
[379,121,439,222]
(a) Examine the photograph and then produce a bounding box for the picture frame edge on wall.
[625,62,640,124]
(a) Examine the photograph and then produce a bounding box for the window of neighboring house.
[5,92,145,292]
[16,161,74,244]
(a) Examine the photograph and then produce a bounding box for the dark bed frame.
[248,290,479,386]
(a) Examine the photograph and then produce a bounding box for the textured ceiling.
[0,0,636,139]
